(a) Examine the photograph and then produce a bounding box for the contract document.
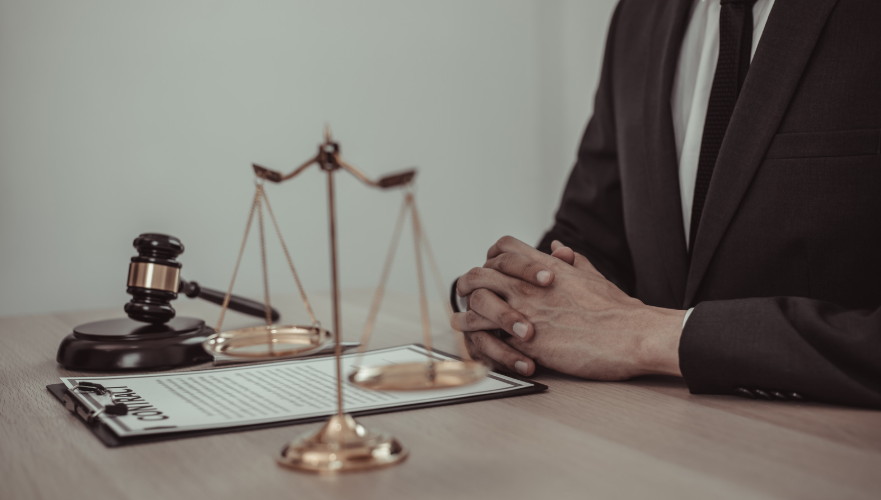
[58,345,543,440]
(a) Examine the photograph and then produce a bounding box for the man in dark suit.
[451,0,881,408]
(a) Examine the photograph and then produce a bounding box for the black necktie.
[689,0,756,252]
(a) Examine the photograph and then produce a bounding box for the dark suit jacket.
[538,0,881,408]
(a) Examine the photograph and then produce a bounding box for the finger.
[484,252,554,286]
[456,267,537,300]
[550,239,565,252]
[465,330,535,376]
[467,289,533,340]
[450,310,500,332]
[486,235,558,268]
[550,245,575,266]
[462,332,505,372]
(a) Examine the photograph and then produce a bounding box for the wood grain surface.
[1,289,880,500]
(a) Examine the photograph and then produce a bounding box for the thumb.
[550,240,576,265]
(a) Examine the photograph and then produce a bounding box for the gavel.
[125,233,280,324]
[56,232,280,371]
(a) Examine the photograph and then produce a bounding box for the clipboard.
[47,346,548,447]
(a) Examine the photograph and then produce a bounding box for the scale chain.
[256,186,274,355]
[409,193,434,360]
[411,200,471,359]
[357,195,411,355]
[261,186,320,327]
[412,202,453,320]
[257,186,273,326]
[356,192,467,362]
[215,187,263,334]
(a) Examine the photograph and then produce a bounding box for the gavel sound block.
[56,233,279,371]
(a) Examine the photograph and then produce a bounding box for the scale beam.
[253,128,417,189]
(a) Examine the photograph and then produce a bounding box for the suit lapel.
[641,0,693,307]
[684,0,840,306]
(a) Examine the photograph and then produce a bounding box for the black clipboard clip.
[62,382,128,424]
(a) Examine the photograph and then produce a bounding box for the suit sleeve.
[680,297,881,408]
[537,2,635,296]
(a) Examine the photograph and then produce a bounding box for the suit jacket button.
[770,391,788,401]
[789,392,804,401]
[735,387,756,399]
[754,389,774,400]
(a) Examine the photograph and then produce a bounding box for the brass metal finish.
[349,190,487,392]
[358,197,410,351]
[214,187,262,335]
[127,262,180,292]
[304,137,409,472]
[348,360,489,391]
[203,325,332,358]
[326,168,345,417]
[261,186,320,326]
[257,181,273,327]
[377,170,417,188]
[224,127,481,473]
[277,414,408,473]
[252,127,416,191]
[409,193,434,357]
[207,184,325,356]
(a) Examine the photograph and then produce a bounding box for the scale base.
[277,414,408,473]
[57,317,214,371]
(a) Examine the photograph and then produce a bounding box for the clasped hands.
[451,236,686,379]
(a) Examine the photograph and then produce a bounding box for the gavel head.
[124,233,184,324]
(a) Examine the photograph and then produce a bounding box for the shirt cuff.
[682,307,695,329]
[450,278,468,313]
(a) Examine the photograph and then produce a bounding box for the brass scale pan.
[349,360,489,391]
[203,324,332,359]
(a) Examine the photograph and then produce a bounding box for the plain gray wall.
[0,0,616,318]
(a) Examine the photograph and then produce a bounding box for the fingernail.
[515,360,528,375]
[536,270,551,284]
[513,322,528,338]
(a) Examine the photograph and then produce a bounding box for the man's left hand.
[452,236,686,380]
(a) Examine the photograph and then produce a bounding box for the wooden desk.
[2,290,880,500]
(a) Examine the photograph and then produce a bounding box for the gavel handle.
[179,279,281,323]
